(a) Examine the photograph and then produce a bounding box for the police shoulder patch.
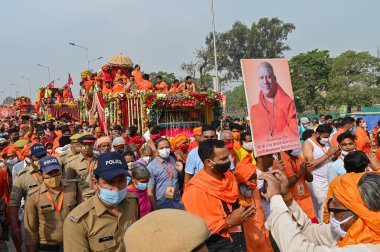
[67,197,94,223]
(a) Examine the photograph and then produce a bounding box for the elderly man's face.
[258,66,277,99]
[328,196,357,232]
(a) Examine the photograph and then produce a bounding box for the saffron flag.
[63,73,73,88]
[47,80,55,88]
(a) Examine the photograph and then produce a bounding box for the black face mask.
[211,160,231,173]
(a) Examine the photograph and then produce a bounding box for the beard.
[239,183,253,197]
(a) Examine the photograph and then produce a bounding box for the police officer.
[64,133,97,201]
[9,143,47,251]
[24,156,81,252]
[57,133,81,167]
[63,152,139,252]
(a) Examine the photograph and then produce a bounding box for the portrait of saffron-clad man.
[241,59,300,155]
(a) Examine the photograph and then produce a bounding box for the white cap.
[112,137,125,146]
[300,117,310,124]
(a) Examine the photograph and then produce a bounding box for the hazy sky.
[1,0,379,101]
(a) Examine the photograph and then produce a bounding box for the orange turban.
[234,154,257,189]
[193,127,202,137]
[1,145,23,161]
[171,134,188,150]
[333,172,380,246]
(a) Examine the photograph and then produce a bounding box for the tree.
[3,96,13,104]
[328,51,380,113]
[182,18,295,87]
[289,49,333,114]
[149,71,177,86]
[224,85,248,114]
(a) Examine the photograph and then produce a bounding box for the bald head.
[258,61,277,99]
[220,130,233,141]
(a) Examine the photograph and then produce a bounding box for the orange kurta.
[355,126,371,154]
[250,84,298,144]
[138,80,154,91]
[182,169,239,238]
[113,74,128,85]
[331,128,345,147]
[133,70,143,84]
[274,152,316,219]
[112,84,125,94]
[235,155,273,252]
[155,82,168,92]
[102,86,112,95]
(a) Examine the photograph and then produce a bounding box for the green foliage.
[183,17,295,87]
[327,51,380,113]
[149,71,177,86]
[289,49,333,114]
[224,84,247,114]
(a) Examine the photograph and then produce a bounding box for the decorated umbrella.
[108,53,133,67]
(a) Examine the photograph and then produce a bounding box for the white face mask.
[329,215,354,239]
[319,137,329,145]
[242,141,254,151]
[290,148,302,157]
[361,122,367,128]
[142,156,152,164]
[158,148,171,158]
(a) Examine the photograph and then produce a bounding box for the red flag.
[63,73,73,88]
[47,80,54,88]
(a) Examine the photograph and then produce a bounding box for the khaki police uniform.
[63,193,138,252]
[9,164,42,207]
[24,181,81,250]
[57,134,81,167]
[64,153,98,201]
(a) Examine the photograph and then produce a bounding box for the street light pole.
[20,75,32,98]
[11,84,20,97]
[37,64,51,83]
[69,42,89,69]
[88,56,103,68]
[211,0,219,92]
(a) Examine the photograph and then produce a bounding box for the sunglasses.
[327,198,351,214]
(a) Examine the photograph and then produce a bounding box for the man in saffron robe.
[250,62,298,143]
[112,78,126,94]
[102,80,112,95]
[234,155,274,252]
[182,139,255,252]
[138,74,154,91]
[155,75,168,92]
[354,118,371,154]
[132,64,143,84]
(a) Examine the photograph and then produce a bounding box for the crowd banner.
[241,59,301,156]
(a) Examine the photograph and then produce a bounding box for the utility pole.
[211,0,219,92]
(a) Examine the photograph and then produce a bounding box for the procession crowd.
[0,112,378,252]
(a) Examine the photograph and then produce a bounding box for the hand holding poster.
[241,59,301,156]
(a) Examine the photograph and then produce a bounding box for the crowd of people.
[0,112,379,252]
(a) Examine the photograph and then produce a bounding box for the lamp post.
[69,42,89,69]
[11,84,20,97]
[211,0,219,92]
[37,64,51,83]
[20,75,32,98]
[88,56,103,68]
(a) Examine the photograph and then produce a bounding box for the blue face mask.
[98,186,127,206]
[127,176,131,185]
[137,182,148,191]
